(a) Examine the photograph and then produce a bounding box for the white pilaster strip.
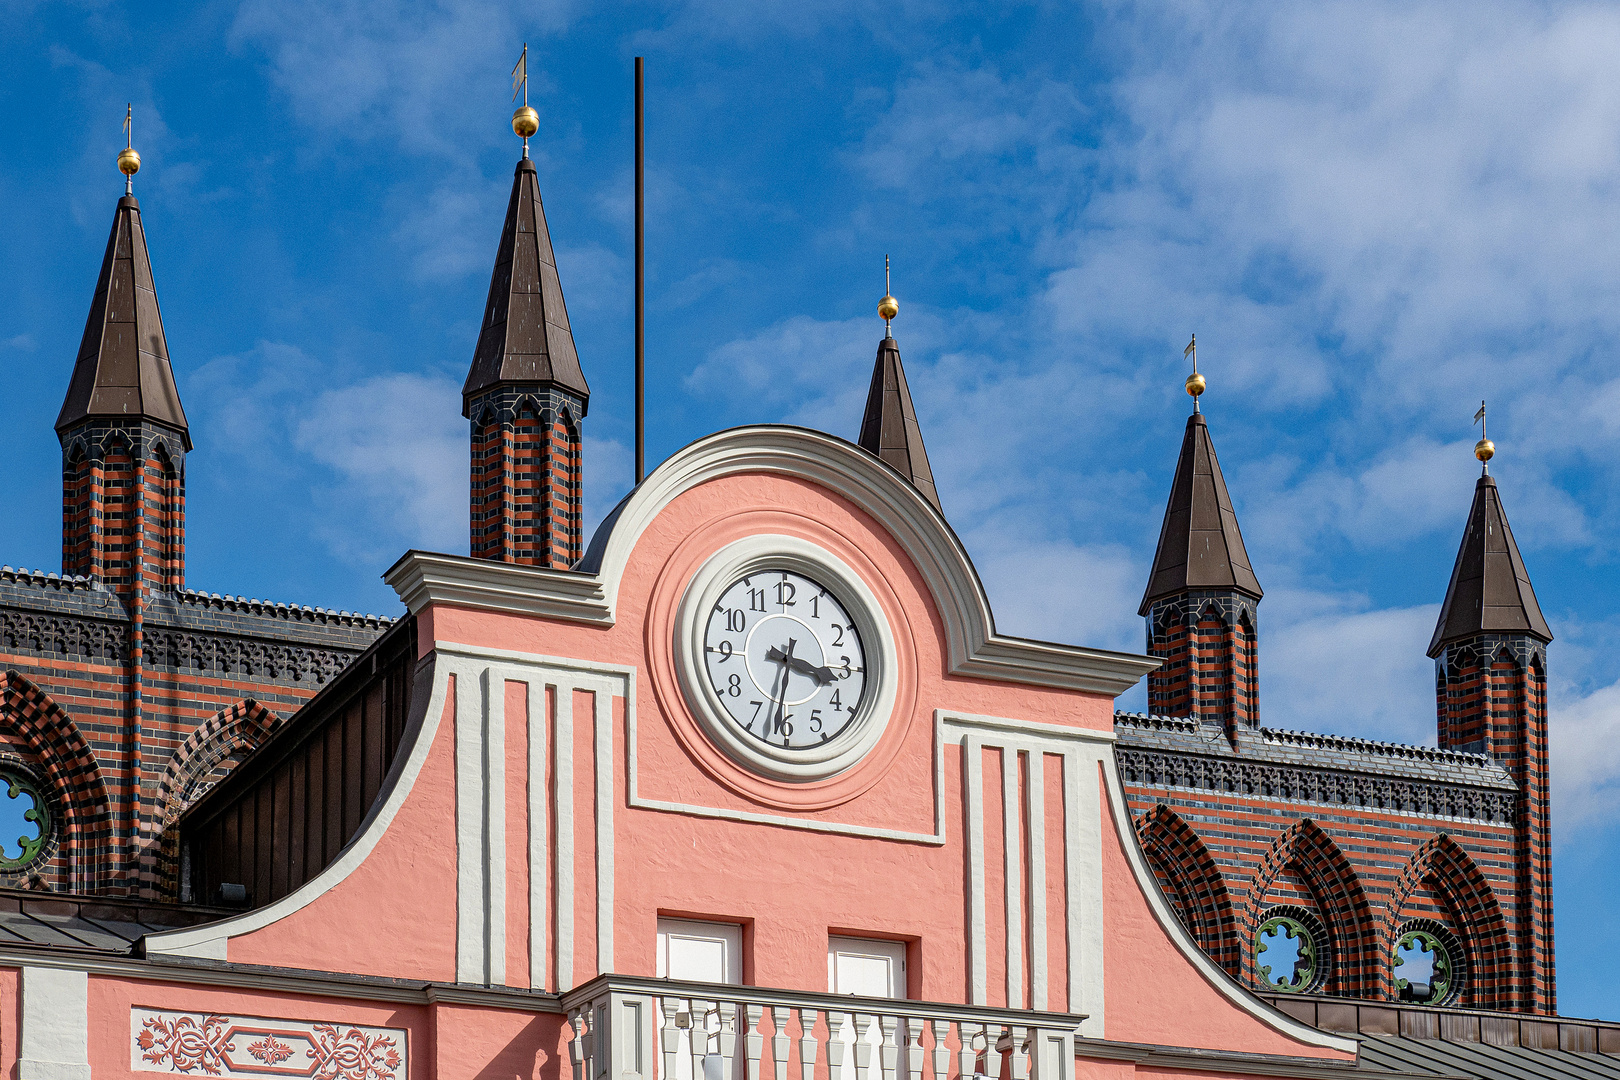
[19,966,89,1080]
[554,682,576,991]
[1061,751,1084,1018]
[1002,747,1023,1009]
[484,667,507,986]
[1026,750,1048,1011]
[454,667,486,983]
[1070,752,1106,1038]
[964,734,986,1005]
[593,683,615,974]
[528,679,549,991]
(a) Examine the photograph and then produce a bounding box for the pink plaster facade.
[5,429,1358,1080]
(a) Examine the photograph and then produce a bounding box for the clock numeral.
[723,608,746,632]
[779,719,794,739]
[706,640,734,662]
[839,656,852,679]
[830,623,844,647]
[774,578,797,607]
[828,689,841,711]
[749,701,764,729]
[810,593,821,619]
[726,674,742,697]
[748,588,767,613]
[809,709,823,733]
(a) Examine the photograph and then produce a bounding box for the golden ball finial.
[118,146,141,177]
[878,294,898,321]
[512,105,539,139]
[1185,371,1206,398]
[1474,437,1495,463]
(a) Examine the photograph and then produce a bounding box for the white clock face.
[702,569,868,750]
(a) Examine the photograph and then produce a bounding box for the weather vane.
[878,255,898,337]
[1184,334,1205,411]
[511,44,538,156]
[1473,400,1494,473]
[118,104,140,195]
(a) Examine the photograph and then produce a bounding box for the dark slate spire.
[56,194,191,449]
[1427,474,1552,657]
[462,156,589,416]
[1139,411,1261,615]
[858,333,941,512]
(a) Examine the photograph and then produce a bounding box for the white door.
[828,937,907,1071]
[656,919,742,1080]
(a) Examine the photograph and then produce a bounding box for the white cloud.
[293,373,468,560]
[1551,678,1620,840]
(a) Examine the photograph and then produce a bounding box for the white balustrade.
[560,977,1084,1080]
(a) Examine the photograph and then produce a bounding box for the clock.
[674,535,897,781]
[702,567,868,750]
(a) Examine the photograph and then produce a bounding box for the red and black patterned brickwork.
[1120,407,1557,1014]
[468,385,584,568]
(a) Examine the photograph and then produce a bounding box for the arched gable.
[0,671,114,891]
[1248,819,1378,997]
[1137,804,1239,975]
[1386,834,1512,1009]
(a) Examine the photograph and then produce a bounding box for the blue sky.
[3,0,1619,1017]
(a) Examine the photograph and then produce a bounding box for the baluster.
[827,1012,849,1080]
[877,1016,899,1080]
[956,1023,980,1080]
[661,998,682,1080]
[718,1003,739,1080]
[692,1001,714,1080]
[797,1009,820,1080]
[596,1003,611,1080]
[745,1004,766,1080]
[570,1008,588,1080]
[851,1014,872,1080]
[906,1018,923,1080]
[1008,1027,1029,1080]
[771,1008,791,1080]
[582,1006,598,1080]
[927,1021,949,1080]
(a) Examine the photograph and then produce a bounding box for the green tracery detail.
[0,772,50,870]
[1255,916,1316,992]
[1395,929,1454,1004]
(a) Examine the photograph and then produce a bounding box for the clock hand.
[767,644,837,685]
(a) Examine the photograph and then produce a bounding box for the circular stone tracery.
[1394,920,1464,1005]
[0,766,52,872]
[1254,906,1328,994]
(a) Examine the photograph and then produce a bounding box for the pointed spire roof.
[56,194,190,448]
[1139,411,1261,615]
[463,156,589,415]
[1428,474,1552,656]
[858,334,941,512]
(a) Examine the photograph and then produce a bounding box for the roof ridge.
[169,588,395,629]
[1257,725,1496,766]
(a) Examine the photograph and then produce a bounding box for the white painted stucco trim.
[19,966,90,1080]
[384,426,1159,696]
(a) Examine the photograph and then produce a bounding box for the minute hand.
[765,645,837,685]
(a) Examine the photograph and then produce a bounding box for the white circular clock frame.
[674,534,899,782]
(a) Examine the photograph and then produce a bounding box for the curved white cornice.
[384,426,1158,697]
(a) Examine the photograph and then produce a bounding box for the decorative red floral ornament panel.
[130,1010,406,1080]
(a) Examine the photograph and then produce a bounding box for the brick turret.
[1139,409,1262,735]
[1429,470,1554,1012]
[56,193,190,596]
[463,155,589,568]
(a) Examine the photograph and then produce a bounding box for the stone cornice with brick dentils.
[1114,712,1518,825]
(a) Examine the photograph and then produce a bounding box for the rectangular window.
[828,935,907,998]
[657,917,743,984]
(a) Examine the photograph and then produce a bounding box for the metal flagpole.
[635,57,646,486]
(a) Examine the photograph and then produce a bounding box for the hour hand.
[767,646,835,685]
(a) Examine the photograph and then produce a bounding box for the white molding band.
[385,426,1159,697]
[20,966,90,1080]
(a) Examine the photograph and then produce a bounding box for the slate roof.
[1428,475,1551,657]
[1140,411,1261,615]
[463,156,589,413]
[1356,1035,1620,1078]
[857,334,941,512]
[56,194,190,447]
